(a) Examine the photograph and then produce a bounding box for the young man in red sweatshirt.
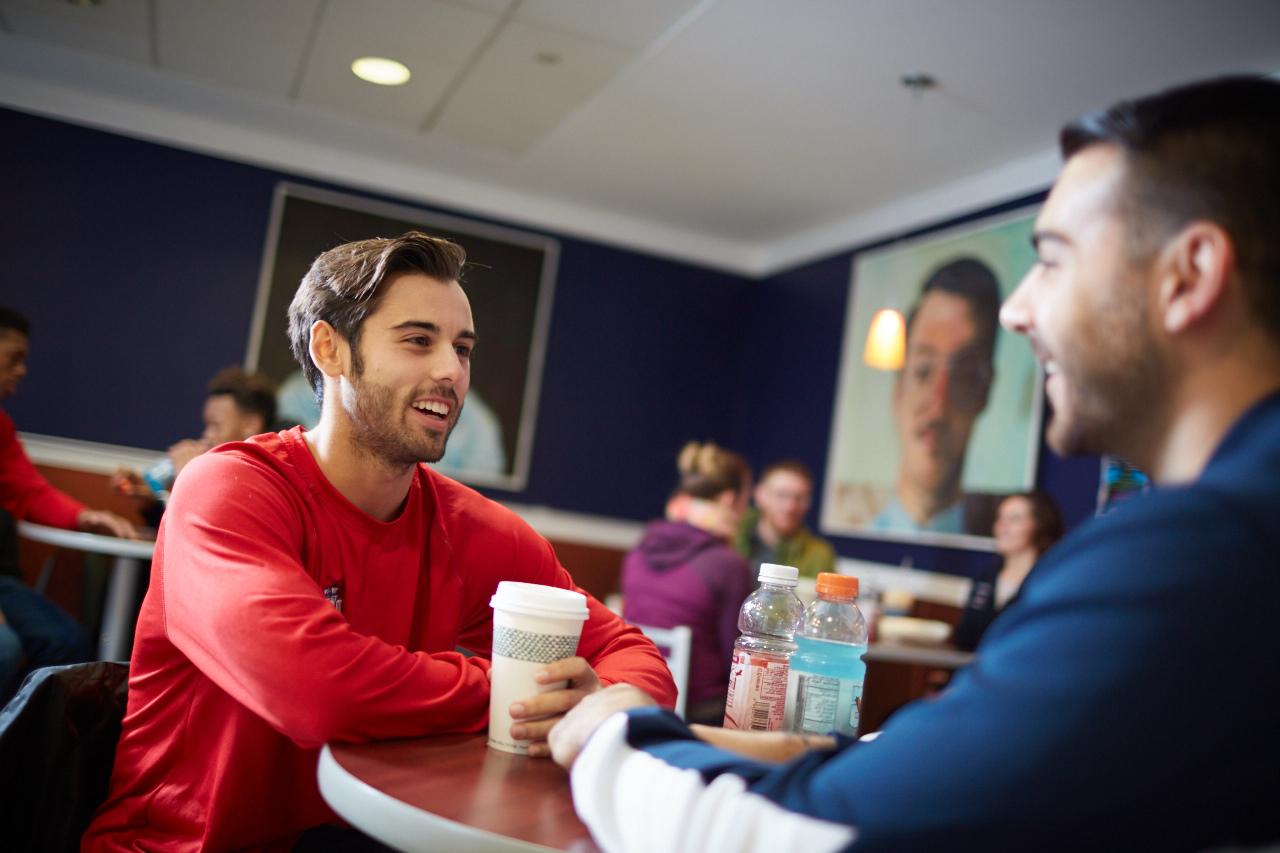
[83,233,674,850]
[0,305,136,699]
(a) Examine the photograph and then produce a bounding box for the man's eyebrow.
[1031,231,1070,252]
[390,320,478,343]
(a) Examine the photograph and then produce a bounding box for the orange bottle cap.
[816,572,859,598]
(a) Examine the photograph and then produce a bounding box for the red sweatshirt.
[82,428,673,851]
[0,409,84,529]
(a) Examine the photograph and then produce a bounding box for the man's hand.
[76,508,138,540]
[507,656,602,758]
[548,683,657,769]
[110,469,157,504]
[167,439,209,477]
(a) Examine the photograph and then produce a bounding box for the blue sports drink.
[783,573,868,737]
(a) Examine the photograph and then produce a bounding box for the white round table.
[16,521,155,661]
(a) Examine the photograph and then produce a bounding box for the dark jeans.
[0,576,93,702]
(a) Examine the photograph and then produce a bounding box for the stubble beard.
[346,374,461,470]
[1047,288,1166,461]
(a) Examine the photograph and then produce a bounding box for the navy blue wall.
[1,106,1096,574]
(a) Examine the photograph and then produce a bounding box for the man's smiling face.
[340,272,476,468]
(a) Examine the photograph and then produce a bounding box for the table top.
[865,641,974,669]
[17,520,155,559]
[320,734,600,853]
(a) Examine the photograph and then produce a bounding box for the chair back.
[633,624,692,719]
[0,661,129,852]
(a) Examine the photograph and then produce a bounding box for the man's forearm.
[688,724,836,763]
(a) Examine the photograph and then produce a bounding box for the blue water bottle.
[783,572,868,737]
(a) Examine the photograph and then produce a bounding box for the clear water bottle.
[783,572,868,737]
[723,563,805,731]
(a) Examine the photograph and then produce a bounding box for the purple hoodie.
[621,520,753,707]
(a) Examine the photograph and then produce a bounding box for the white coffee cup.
[488,581,589,754]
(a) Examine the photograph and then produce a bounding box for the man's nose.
[1000,274,1033,335]
[430,348,465,385]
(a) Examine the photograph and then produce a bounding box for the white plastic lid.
[757,563,800,587]
[490,581,589,620]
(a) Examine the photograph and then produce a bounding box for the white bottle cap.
[758,563,799,587]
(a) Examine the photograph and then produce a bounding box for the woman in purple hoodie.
[622,441,753,725]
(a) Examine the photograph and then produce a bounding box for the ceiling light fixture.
[351,57,412,86]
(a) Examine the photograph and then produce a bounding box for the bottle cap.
[816,572,859,599]
[757,563,799,587]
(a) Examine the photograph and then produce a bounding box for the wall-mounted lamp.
[863,308,905,371]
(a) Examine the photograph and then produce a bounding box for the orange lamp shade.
[863,308,906,371]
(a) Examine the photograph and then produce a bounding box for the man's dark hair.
[287,231,467,398]
[206,367,277,427]
[905,257,1001,363]
[760,459,813,486]
[0,306,30,338]
[1060,75,1280,338]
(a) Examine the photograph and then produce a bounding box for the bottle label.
[723,649,790,731]
[785,671,863,736]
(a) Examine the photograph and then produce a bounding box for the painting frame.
[245,182,559,493]
[819,204,1044,550]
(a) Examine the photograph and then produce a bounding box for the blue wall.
[0,107,1097,575]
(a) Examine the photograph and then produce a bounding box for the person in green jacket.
[734,460,836,579]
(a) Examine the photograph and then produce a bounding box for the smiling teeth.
[413,401,449,416]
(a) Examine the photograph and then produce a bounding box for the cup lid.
[490,581,589,620]
[758,563,799,586]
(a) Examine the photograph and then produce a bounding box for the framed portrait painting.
[820,206,1043,549]
[246,182,558,492]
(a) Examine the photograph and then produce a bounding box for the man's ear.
[308,320,348,380]
[1156,221,1235,335]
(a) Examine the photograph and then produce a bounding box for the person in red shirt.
[82,233,675,851]
[0,306,136,700]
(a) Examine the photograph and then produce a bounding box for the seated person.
[0,306,135,700]
[547,77,1280,851]
[622,441,753,725]
[954,490,1063,650]
[734,459,835,578]
[112,366,277,527]
[82,232,674,850]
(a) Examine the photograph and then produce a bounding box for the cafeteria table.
[16,520,155,661]
[319,733,601,853]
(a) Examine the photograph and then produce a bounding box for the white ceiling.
[1,0,1278,276]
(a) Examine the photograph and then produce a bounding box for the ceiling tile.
[296,0,500,127]
[432,19,631,155]
[156,0,321,97]
[0,0,150,63]
[515,0,700,50]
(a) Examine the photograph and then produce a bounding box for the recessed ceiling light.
[351,57,411,86]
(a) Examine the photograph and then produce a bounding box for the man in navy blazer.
[548,75,1280,853]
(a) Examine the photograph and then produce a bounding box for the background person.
[621,441,752,725]
[0,305,136,701]
[871,257,1001,534]
[547,76,1280,852]
[112,367,276,527]
[735,459,835,579]
[953,490,1063,651]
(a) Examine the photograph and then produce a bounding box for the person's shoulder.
[175,430,300,500]
[422,466,536,538]
[1036,478,1280,598]
[0,408,15,439]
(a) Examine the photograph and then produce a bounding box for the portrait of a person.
[821,210,1041,547]
[870,257,1001,534]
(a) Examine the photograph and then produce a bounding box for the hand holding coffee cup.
[488,582,594,756]
[507,655,602,757]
